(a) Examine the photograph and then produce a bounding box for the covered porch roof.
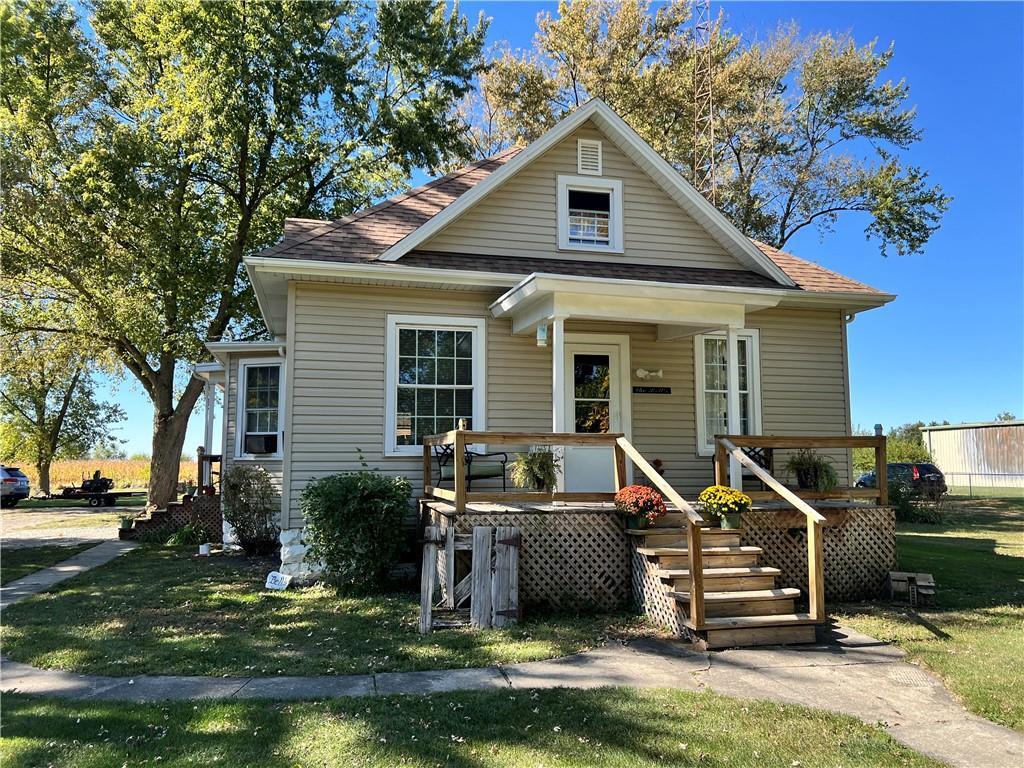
[489,272,784,340]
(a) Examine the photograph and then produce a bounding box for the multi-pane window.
[567,189,611,246]
[696,332,760,454]
[241,364,281,455]
[395,327,476,447]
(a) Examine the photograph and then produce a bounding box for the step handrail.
[718,437,826,620]
[616,436,705,628]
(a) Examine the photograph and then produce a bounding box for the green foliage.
[1,0,488,504]
[888,480,943,524]
[852,422,937,473]
[165,523,210,546]
[222,465,279,556]
[509,448,561,491]
[784,448,839,492]
[0,300,125,493]
[466,0,949,256]
[301,470,412,594]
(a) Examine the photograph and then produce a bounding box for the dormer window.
[557,175,623,253]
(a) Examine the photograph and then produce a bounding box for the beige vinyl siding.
[282,282,852,526]
[221,350,285,526]
[286,282,550,527]
[423,121,744,271]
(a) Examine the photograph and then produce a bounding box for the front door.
[562,341,624,492]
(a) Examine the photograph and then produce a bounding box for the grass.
[0,544,96,585]
[0,687,941,768]
[0,546,644,677]
[13,495,148,510]
[836,496,1024,731]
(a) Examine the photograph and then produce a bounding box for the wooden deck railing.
[717,437,830,622]
[713,434,888,506]
[422,429,708,628]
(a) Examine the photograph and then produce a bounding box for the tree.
[0,328,125,494]
[468,0,949,256]
[995,412,1017,422]
[1,0,488,505]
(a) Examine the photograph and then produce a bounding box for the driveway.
[1,507,126,548]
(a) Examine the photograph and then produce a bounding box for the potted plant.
[784,448,839,492]
[118,514,135,531]
[509,447,561,492]
[697,485,751,529]
[615,485,667,530]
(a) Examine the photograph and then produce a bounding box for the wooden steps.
[631,521,821,649]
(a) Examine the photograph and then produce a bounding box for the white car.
[0,466,30,508]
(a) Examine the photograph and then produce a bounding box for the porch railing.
[422,429,709,629]
[712,434,888,506]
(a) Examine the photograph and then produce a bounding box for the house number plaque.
[632,386,671,395]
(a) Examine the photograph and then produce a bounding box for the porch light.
[635,368,663,380]
[536,324,548,347]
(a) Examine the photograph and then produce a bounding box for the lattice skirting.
[430,509,630,611]
[630,538,686,635]
[741,508,896,601]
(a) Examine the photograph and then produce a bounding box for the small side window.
[238,362,283,457]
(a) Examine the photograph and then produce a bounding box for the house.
[200,100,895,646]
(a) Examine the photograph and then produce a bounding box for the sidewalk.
[0,543,1020,768]
[0,540,137,609]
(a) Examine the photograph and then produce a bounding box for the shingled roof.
[260,148,885,296]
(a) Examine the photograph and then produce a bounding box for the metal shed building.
[920,421,1024,494]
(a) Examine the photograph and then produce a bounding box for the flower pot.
[118,520,133,531]
[796,468,818,490]
[719,513,742,530]
[626,514,649,530]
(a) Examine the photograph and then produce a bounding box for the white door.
[562,342,623,493]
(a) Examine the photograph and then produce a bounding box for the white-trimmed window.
[385,315,486,456]
[236,359,284,458]
[694,330,761,456]
[557,175,623,253]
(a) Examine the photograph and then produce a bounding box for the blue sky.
[104,1,1023,456]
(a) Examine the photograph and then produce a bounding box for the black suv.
[856,463,947,501]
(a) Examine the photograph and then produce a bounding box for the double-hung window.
[557,175,623,253]
[385,315,486,456]
[237,360,284,458]
[694,330,761,455]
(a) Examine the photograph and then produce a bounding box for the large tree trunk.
[36,459,51,496]
[147,378,204,508]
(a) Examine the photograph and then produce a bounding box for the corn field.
[14,459,198,492]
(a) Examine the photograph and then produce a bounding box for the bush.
[165,523,210,546]
[890,480,944,524]
[222,465,280,555]
[301,469,412,593]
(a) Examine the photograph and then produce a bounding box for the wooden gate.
[419,525,519,633]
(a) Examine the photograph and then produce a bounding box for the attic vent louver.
[577,139,602,175]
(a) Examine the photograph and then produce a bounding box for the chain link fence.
[942,472,1024,499]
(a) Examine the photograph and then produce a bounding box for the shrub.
[301,469,412,593]
[166,523,210,546]
[890,480,944,524]
[222,465,280,555]
[509,448,560,491]
[614,485,667,524]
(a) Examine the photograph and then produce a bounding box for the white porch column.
[203,380,216,454]
[551,316,567,432]
[726,326,742,488]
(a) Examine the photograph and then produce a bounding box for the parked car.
[856,462,947,501]
[0,465,30,508]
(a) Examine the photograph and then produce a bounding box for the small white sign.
[265,571,292,591]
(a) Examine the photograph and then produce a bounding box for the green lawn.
[0,544,96,585]
[836,497,1024,731]
[0,687,941,768]
[14,495,148,509]
[1,546,643,677]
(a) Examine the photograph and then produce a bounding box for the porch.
[420,429,894,648]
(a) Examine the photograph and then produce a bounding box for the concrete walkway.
[1,626,1020,768]
[0,544,1019,767]
[0,539,138,609]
